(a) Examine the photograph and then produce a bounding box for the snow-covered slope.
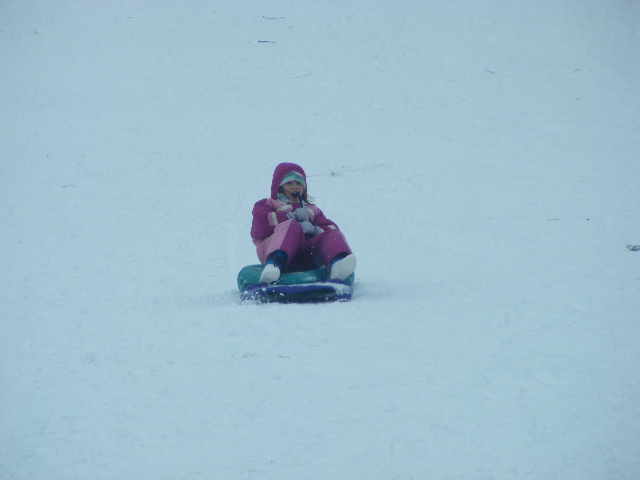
[1,1,639,479]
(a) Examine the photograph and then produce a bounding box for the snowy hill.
[1,1,639,479]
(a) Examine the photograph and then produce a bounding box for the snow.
[1,1,639,478]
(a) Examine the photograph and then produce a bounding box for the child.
[251,162,356,284]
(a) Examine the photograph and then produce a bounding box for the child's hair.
[279,187,315,205]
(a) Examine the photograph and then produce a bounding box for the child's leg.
[256,220,308,267]
[310,229,353,271]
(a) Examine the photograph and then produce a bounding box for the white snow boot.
[259,264,281,284]
[329,254,357,281]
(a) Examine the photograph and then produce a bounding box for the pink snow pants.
[255,219,352,272]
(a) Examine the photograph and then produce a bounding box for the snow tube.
[237,265,355,303]
[237,265,354,292]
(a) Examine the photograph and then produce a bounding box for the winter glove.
[300,221,322,237]
[286,207,310,222]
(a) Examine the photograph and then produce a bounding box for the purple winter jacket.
[251,163,339,243]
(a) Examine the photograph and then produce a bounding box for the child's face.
[281,180,304,203]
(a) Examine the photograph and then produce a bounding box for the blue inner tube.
[237,264,355,292]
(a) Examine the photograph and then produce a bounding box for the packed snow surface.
[1,1,639,479]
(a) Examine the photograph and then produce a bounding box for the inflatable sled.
[237,265,354,303]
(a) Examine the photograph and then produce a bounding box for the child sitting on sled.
[251,162,356,284]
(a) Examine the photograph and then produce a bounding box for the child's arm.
[309,206,339,232]
[251,200,293,240]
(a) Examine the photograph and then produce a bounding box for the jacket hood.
[270,162,307,200]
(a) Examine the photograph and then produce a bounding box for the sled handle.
[295,191,319,268]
